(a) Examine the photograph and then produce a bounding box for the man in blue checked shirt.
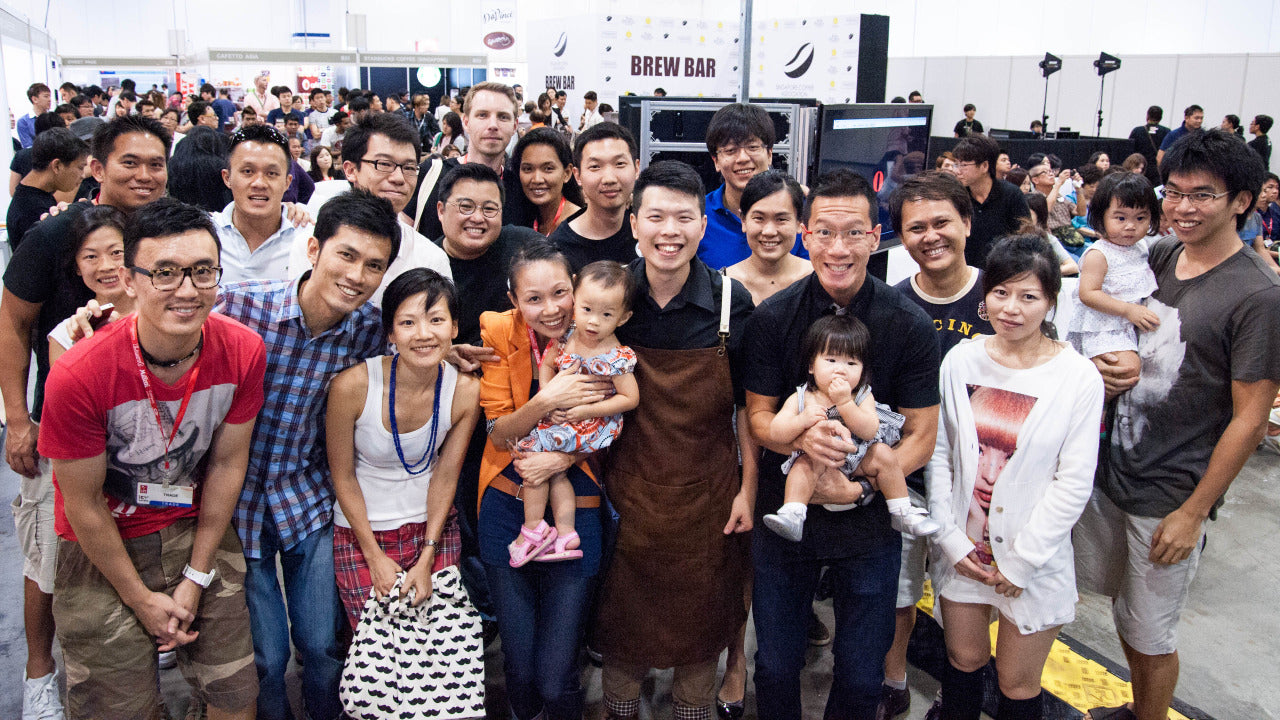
[215,190,401,720]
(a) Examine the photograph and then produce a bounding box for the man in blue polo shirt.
[699,103,806,269]
[1155,104,1203,168]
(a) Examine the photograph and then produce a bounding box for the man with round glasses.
[292,112,452,304]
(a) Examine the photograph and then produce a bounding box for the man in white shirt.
[292,113,452,303]
[579,90,603,131]
[215,124,312,285]
[305,88,333,150]
[318,111,349,152]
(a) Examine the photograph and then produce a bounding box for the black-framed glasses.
[446,199,502,218]
[131,265,223,290]
[1163,188,1230,206]
[359,157,420,177]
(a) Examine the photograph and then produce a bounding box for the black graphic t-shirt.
[896,267,995,360]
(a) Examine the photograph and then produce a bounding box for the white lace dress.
[1066,238,1157,357]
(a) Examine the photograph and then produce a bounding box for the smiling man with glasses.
[700,103,807,270]
[39,197,266,720]
[742,169,940,719]
[1080,129,1280,720]
[291,112,452,304]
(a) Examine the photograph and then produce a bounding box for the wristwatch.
[183,564,216,588]
[855,479,876,507]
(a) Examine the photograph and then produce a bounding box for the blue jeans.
[752,531,902,720]
[244,521,345,720]
[485,560,597,720]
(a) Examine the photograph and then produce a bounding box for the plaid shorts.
[53,518,257,719]
[333,509,462,628]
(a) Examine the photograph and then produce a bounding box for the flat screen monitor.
[814,104,933,246]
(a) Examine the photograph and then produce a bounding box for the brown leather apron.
[595,341,749,668]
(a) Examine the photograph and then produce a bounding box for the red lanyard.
[129,317,202,484]
[527,325,547,369]
[534,196,566,235]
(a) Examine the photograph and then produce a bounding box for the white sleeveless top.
[334,357,458,531]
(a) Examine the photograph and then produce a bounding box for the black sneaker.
[874,684,910,720]
[807,611,832,646]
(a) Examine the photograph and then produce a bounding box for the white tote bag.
[340,565,486,719]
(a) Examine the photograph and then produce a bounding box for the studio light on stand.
[1093,52,1121,137]
[1038,52,1061,135]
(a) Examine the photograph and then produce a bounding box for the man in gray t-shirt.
[1079,129,1280,720]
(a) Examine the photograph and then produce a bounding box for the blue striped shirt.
[216,276,386,558]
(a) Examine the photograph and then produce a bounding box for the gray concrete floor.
[3,449,1277,719]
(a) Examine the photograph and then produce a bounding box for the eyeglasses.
[131,265,222,290]
[230,125,288,145]
[447,199,502,219]
[716,142,768,160]
[1163,188,1230,206]
[359,157,420,177]
[805,227,872,245]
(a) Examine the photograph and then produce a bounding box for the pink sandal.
[534,530,583,562]
[509,520,557,567]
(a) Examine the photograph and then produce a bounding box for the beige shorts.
[1073,488,1204,656]
[53,517,258,718]
[11,458,57,594]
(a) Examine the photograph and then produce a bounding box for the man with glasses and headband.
[1078,129,1280,720]
[699,103,806,270]
[743,169,940,720]
[292,112,452,304]
[0,115,173,717]
[214,124,313,284]
[218,191,402,720]
[38,197,265,719]
[951,134,1030,269]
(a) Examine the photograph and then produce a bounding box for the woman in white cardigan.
[928,235,1104,720]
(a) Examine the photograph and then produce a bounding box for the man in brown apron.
[596,161,755,720]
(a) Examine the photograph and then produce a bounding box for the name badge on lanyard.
[136,482,195,508]
[129,317,202,508]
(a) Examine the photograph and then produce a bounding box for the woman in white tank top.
[327,269,481,628]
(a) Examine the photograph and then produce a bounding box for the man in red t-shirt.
[39,197,266,719]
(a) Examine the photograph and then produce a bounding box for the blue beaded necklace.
[388,354,443,475]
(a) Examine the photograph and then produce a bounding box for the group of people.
[4,76,1278,720]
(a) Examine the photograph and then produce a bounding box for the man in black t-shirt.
[548,122,640,271]
[951,134,1030,269]
[743,169,939,719]
[7,128,89,250]
[1248,114,1272,168]
[0,114,170,718]
[1128,106,1171,189]
[953,103,984,138]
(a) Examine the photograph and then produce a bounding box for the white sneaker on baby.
[890,505,941,538]
[764,502,807,542]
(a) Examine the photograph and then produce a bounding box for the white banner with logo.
[749,15,860,103]
[529,14,739,103]
[529,13,861,107]
[481,0,518,59]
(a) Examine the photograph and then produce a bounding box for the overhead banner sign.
[481,0,517,58]
[359,52,487,68]
[62,56,181,68]
[529,14,738,101]
[750,15,860,104]
[209,48,356,64]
